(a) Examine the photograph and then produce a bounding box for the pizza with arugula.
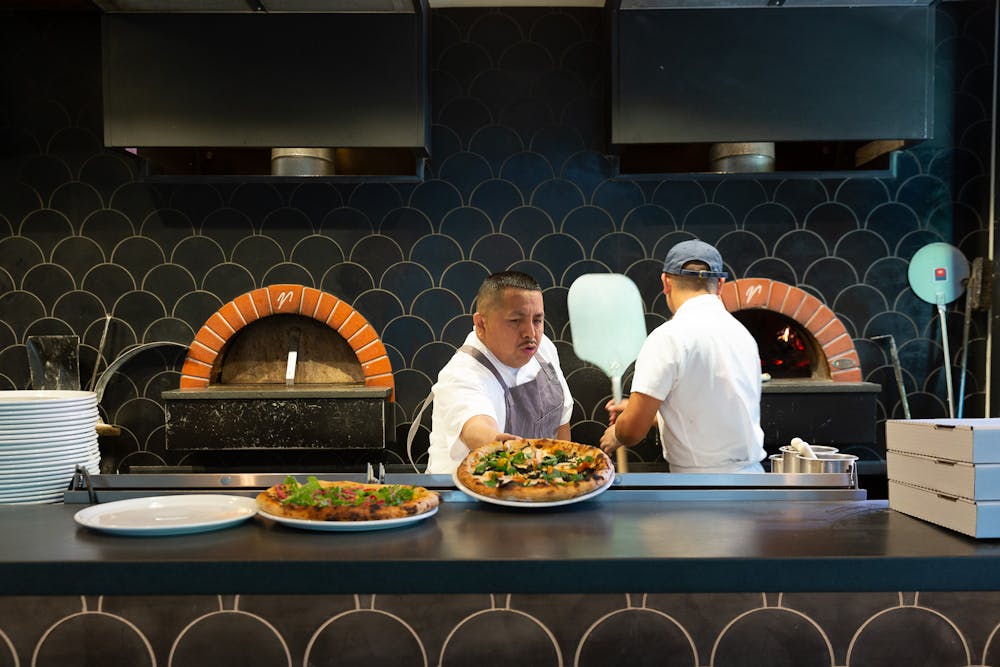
[455,438,614,502]
[257,476,440,521]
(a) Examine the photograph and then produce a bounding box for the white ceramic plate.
[0,490,66,504]
[0,397,96,415]
[0,483,69,497]
[0,431,98,448]
[0,415,98,431]
[451,471,614,508]
[258,505,439,532]
[73,495,258,536]
[0,460,98,482]
[0,449,100,475]
[0,405,101,428]
[0,442,99,460]
[0,424,97,442]
[0,390,96,405]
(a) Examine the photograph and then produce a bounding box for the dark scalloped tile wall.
[0,5,995,474]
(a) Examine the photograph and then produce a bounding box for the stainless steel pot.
[799,453,857,474]
[769,454,783,473]
[778,445,838,472]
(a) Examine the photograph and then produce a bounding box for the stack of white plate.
[0,390,100,505]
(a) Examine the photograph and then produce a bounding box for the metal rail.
[64,471,865,504]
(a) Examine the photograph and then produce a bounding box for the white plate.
[0,490,66,504]
[0,390,96,405]
[0,406,101,428]
[0,485,68,498]
[0,430,98,446]
[0,453,99,473]
[0,460,96,479]
[451,471,614,508]
[0,390,97,415]
[258,505,439,532]
[0,442,99,460]
[0,416,98,432]
[73,495,258,536]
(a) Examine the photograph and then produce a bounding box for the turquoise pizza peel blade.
[567,273,648,471]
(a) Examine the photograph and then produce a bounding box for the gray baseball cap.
[662,239,729,278]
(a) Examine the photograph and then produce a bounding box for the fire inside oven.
[733,309,828,380]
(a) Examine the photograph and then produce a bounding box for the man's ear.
[661,273,670,295]
[473,312,485,335]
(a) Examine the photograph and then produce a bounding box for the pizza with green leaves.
[257,477,440,521]
[456,438,614,502]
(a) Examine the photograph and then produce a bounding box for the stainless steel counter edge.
[3,500,1000,596]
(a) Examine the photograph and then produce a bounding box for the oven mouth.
[733,309,829,380]
[178,284,394,399]
[720,279,861,382]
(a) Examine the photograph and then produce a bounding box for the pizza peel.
[907,242,969,418]
[567,273,648,472]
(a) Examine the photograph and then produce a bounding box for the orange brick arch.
[179,284,395,399]
[719,278,863,382]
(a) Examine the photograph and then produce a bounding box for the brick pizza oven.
[720,278,862,383]
[719,279,879,459]
[162,284,394,457]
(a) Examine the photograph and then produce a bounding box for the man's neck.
[670,289,716,313]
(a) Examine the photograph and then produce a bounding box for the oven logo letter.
[276,290,297,311]
[744,284,763,304]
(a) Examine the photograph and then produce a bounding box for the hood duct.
[270,149,335,177]
[610,0,935,176]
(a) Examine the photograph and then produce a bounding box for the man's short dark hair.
[476,271,541,312]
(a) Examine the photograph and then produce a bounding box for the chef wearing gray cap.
[599,239,766,473]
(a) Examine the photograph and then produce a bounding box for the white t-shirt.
[425,331,573,474]
[630,293,765,472]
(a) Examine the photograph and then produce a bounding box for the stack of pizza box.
[886,418,1000,538]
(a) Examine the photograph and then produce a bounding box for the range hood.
[609,0,935,175]
[100,2,430,179]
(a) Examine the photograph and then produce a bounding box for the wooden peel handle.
[616,447,628,472]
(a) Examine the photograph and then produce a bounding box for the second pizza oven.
[161,285,394,457]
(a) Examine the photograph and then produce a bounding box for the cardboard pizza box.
[885,419,1000,464]
[888,479,1000,539]
[887,450,1000,500]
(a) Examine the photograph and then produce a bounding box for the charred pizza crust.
[257,478,440,522]
[456,438,613,502]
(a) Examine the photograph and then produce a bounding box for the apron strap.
[459,345,510,390]
[405,390,435,473]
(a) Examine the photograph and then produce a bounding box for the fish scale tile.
[0,6,993,486]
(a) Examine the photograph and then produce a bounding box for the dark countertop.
[4,499,1000,596]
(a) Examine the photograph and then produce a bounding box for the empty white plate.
[74,495,259,536]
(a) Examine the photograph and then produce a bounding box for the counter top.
[3,499,1000,596]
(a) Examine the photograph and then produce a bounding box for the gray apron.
[406,344,566,471]
[457,345,565,438]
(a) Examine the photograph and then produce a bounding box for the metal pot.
[769,454,783,473]
[778,445,838,472]
[798,453,858,474]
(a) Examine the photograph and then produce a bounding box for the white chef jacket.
[425,331,574,474]
[630,293,765,472]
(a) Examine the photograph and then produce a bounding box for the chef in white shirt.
[420,271,574,475]
[599,239,766,473]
